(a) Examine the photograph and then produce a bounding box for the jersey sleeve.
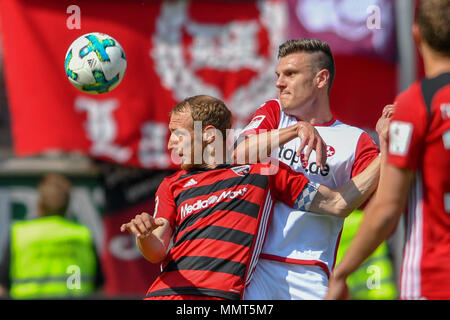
[387,84,428,170]
[268,161,314,208]
[153,178,177,229]
[238,100,281,137]
[351,131,380,177]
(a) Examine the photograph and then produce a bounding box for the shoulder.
[258,99,281,114]
[163,170,186,183]
[330,120,366,136]
[157,170,186,191]
[240,100,282,134]
[395,81,423,110]
[322,120,374,148]
[252,99,281,123]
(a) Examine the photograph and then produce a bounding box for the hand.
[120,212,165,238]
[296,121,327,170]
[325,273,350,300]
[376,104,395,142]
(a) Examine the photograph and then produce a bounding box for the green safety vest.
[10,216,97,299]
[335,210,398,300]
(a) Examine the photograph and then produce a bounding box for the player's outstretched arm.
[309,155,380,218]
[326,164,413,299]
[233,121,327,169]
[120,212,173,263]
[308,104,394,218]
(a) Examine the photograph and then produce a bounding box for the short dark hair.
[278,38,335,93]
[171,95,233,136]
[416,0,450,56]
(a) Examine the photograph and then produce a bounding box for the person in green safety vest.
[0,173,103,299]
[335,209,397,299]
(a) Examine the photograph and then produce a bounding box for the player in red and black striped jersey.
[121,95,384,300]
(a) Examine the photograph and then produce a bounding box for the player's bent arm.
[233,122,326,168]
[233,124,298,164]
[326,165,414,299]
[136,218,173,264]
[309,156,381,217]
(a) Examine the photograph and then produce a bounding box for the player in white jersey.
[234,39,382,299]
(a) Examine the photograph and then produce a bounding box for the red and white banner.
[0,0,285,168]
[287,0,396,61]
[287,0,398,129]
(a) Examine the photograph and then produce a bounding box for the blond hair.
[171,95,233,136]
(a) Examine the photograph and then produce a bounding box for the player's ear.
[203,125,216,144]
[412,23,422,53]
[315,69,329,90]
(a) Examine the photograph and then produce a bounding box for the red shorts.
[144,295,225,300]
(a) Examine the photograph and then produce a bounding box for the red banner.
[287,0,398,129]
[0,0,285,168]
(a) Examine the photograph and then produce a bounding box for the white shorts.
[244,258,329,300]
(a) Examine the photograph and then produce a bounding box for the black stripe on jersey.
[145,287,240,300]
[163,256,246,278]
[420,73,450,115]
[175,198,260,237]
[173,225,254,249]
[175,174,269,207]
[177,164,233,180]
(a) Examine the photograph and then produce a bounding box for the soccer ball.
[64,32,127,94]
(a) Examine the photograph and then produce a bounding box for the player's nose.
[167,133,177,151]
[276,75,286,89]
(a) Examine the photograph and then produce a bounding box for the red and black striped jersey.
[145,161,316,299]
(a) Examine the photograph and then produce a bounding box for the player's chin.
[180,161,194,171]
[279,101,291,113]
[278,96,290,108]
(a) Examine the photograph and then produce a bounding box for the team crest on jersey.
[151,0,285,126]
[231,165,251,177]
[327,145,335,157]
[242,115,266,133]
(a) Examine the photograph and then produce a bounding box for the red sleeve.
[387,84,427,170]
[351,131,380,177]
[267,161,309,207]
[153,177,177,229]
[239,100,281,137]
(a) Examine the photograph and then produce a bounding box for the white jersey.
[239,99,379,277]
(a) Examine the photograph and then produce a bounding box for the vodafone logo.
[151,0,286,126]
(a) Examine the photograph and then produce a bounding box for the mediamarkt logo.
[180,187,248,220]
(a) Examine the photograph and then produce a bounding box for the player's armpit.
[309,156,381,217]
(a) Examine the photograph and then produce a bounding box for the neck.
[422,45,450,78]
[291,94,333,125]
[201,145,228,169]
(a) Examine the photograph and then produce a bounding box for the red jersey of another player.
[388,73,450,299]
[144,162,316,300]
